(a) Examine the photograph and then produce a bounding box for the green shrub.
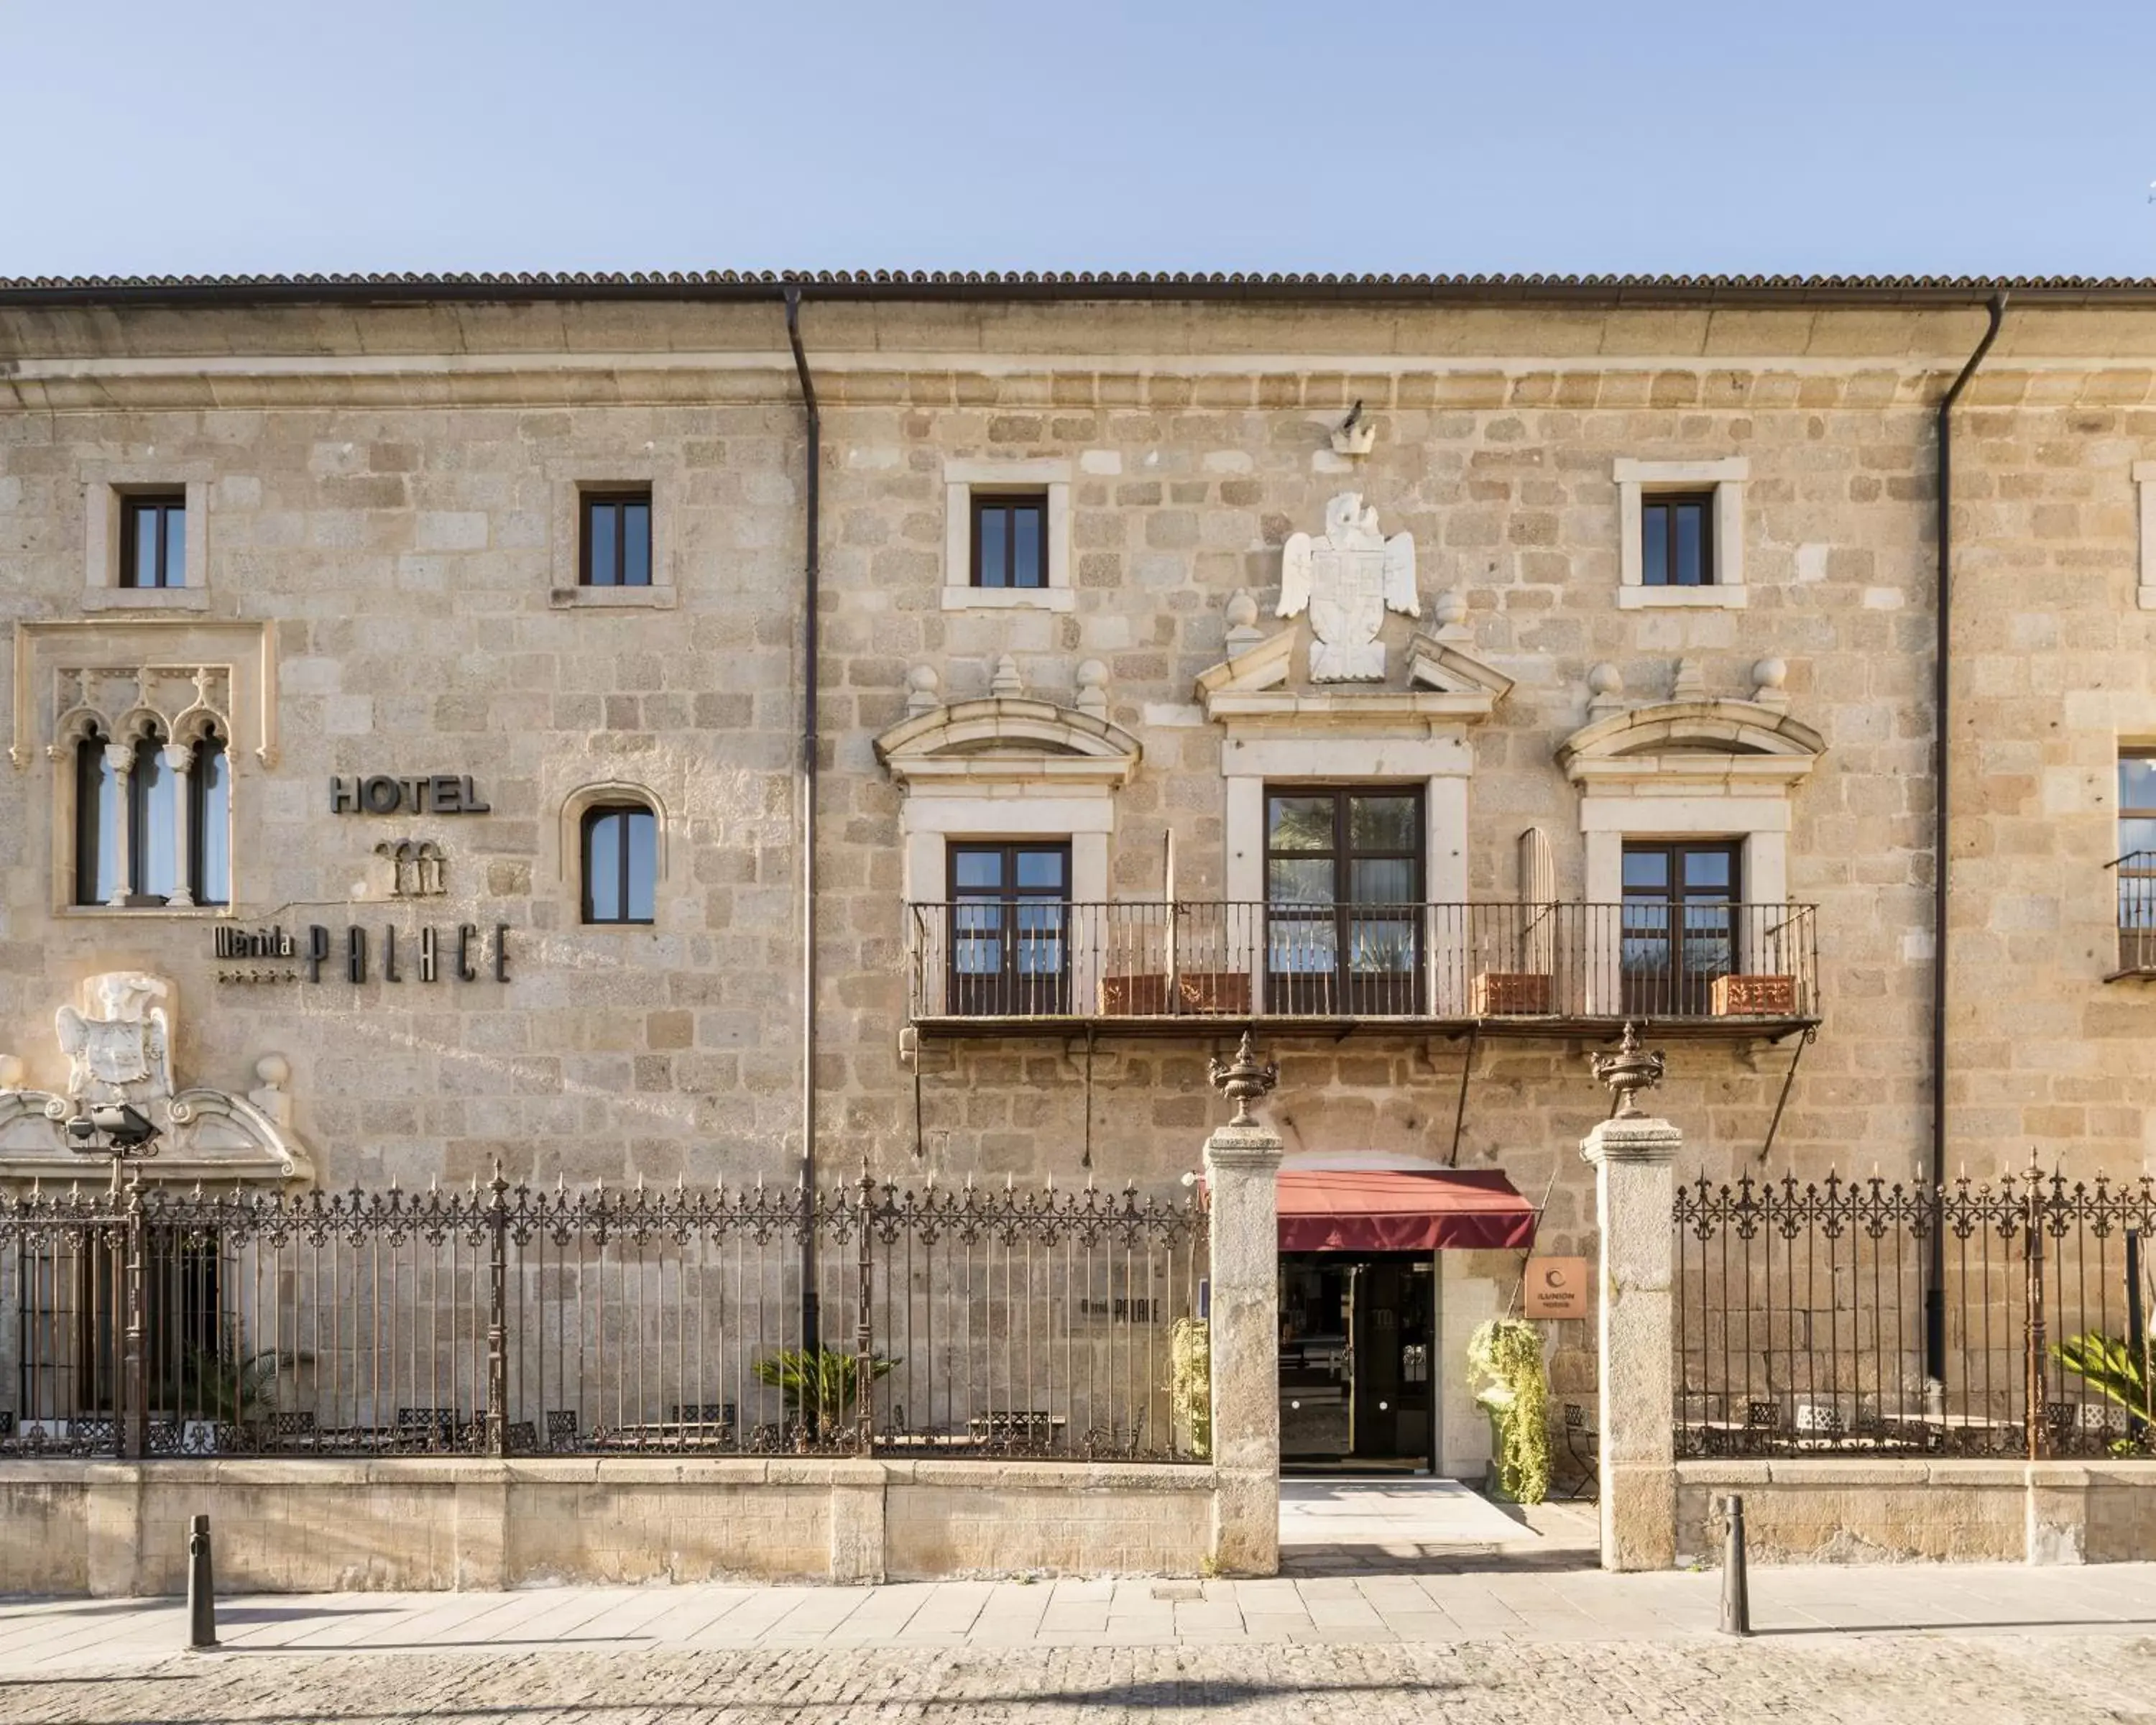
[1171,1317,1211,1460]
[752,1346,896,1432]
[1467,1317,1551,1504]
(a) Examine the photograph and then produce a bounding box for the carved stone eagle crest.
[1277,492,1418,682]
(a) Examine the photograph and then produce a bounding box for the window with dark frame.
[119,494,186,589]
[579,491,654,588]
[1640,491,1715,587]
[1620,841,1741,1015]
[2116,753,2156,957]
[1263,786,1424,1014]
[969,492,1049,589]
[581,803,657,924]
[947,841,1071,1013]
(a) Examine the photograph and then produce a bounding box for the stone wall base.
[0,1458,1217,1597]
[1676,1460,2156,1565]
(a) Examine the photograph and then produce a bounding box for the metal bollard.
[187,1514,217,1651]
[1719,1494,1751,1637]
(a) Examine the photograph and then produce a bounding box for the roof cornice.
[6,269,2156,310]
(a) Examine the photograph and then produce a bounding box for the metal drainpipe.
[1925,292,2006,1384]
[784,285,821,1353]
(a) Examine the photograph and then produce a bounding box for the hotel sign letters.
[330,775,490,816]
[213,922,509,985]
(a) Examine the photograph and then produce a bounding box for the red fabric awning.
[1276,1168,1539,1253]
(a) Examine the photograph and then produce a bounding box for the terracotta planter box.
[1099,975,1173,1015]
[1176,970,1251,1015]
[1471,972,1552,1015]
[1098,972,1252,1016]
[1711,973,1797,1016]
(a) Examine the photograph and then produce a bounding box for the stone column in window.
[103,742,134,908]
[162,741,195,908]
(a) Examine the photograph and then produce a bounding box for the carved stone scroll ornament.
[1276,492,1419,683]
[0,973,310,1185]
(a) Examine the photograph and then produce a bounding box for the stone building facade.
[3,275,2155,1471]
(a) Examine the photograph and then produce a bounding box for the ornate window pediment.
[875,660,1141,789]
[1557,690,1824,789]
[1196,535,1513,730]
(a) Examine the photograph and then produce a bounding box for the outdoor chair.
[1561,1402,1599,1500]
[545,1409,579,1453]
[395,1407,457,1452]
[269,1410,315,1451]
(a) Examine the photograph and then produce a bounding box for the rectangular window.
[1263,786,1424,1015]
[119,495,186,589]
[579,492,653,588]
[1640,492,1715,587]
[1621,841,1740,1016]
[2116,753,2156,970]
[948,842,1070,1014]
[969,492,1049,589]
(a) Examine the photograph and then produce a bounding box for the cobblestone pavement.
[3,1564,2156,1722]
[0,1634,2151,1724]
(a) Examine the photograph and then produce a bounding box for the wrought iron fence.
[0,1170,1209,1464]
[906,900,1819,1024]
[1674,1167,2156,1458]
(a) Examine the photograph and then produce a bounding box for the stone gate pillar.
[1204,1032,1282,1577]
[1583,1026,1681,1572]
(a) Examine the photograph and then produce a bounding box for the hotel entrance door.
[1277,1252,1434,1471]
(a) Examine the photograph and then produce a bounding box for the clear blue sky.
[9,0,2156,278]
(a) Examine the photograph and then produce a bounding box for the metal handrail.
[905,899,1820,1023]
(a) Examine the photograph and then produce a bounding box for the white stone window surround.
[878,694,1141,1013]
[548,459,679,610]
[553,781,672,924]
[2134,461,2156,610]
[942,459,1074,613]
[81,464,212,612]
[1615,457,1749,610]
[1560,699,1825,1012]
[1220,728,1475,1012]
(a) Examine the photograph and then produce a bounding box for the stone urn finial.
[1207,1029,1279,1127]
[1590,1021,1666,1119]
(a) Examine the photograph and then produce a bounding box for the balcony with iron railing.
[2109,851,2156,980]
[905,900,1820,1038]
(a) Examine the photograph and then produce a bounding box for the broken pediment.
[1405,632,1516,702]
[1196,625,1507,729]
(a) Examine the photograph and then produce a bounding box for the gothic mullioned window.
[73,721,231,908]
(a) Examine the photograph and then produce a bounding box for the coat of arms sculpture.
[1277,492,1419,682]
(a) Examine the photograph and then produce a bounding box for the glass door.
[1264,788,1424,1015]
[1621,842,1739,1016]
[948,842,1072,1015]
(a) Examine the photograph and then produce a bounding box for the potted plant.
[752,1346,897,1440]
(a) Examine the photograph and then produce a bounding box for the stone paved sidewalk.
[1,1562,2153,1676]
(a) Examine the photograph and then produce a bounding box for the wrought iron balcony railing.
[2109,851,2156,979]
[906,900,1819,1031]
